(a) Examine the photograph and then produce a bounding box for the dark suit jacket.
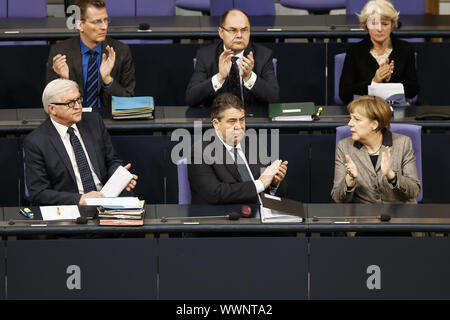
[339,36,419,105]
[46,36,136,118]
[24,112,123,205]
[188,134,286,205]
[185,41,279,117]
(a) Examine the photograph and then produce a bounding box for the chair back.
[234,0,276,15]
[8,0,47,17]
[335,123,423,202]
[280,0,345,13]
[346,0,425,15]
[107,0,136,16]
[210,0,233,16]
[334,53,346,105]
[177,158,192,205]
[136,0,176,16]
[176,0,210,13]
[0,0,6,18]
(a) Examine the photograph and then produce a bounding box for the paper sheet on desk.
[260,206,303,223]
[40,205,80,221]
[368,83,404,100]
[85,197,142,209]
[100,166,133,197]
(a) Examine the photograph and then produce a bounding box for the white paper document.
[85,197,142,209]
[100,165,133,197]
[368,82,405,100]
[260,206,303,223]
[40,205,80,221]
[272,115,313,121]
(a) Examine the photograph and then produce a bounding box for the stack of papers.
[259,193,304,224]
[260,206,303,223]
[112,96,154,120]
[85,197,145,226]
[368,83,407,106]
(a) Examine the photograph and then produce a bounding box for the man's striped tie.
[85,50,99,109]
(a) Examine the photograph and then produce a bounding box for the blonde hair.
[42,79,79,114]
[358,0,400,31]
[348,96,392,131]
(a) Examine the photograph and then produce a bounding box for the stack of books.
[111,96,154,120]
[97,199,145,226]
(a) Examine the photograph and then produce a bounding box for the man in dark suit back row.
[46,0,136,118]
[188,93,288,205]
[24,79,137,206]
[185,9,280,117]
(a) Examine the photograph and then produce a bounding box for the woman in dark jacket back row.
[339,0,420,105]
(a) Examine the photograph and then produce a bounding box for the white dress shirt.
[51,118,103,194]
[215,130,265,194]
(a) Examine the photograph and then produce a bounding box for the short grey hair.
[42,79,80,114]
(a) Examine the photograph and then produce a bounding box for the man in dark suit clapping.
[185,9,279,117]
[188,93,287,205]
[47,0,135,118]
[24,79,138,206]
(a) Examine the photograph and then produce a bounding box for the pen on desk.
[315,107,323,117]
[313,107,323,120]
[19,208,34,219]
[57,207,61,215]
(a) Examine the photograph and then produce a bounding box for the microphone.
[241,205,252,218]
[138,23,151,32]
[8,216,92,225]
[311,214,391,222]
[160,212,241,223]
[76,216,88,224]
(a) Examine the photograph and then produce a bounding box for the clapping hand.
[52,54,69,79]
[100,45,116,85]
[272,160,288,185]
[217,49,233,84]
[373,58,394,83]
[345,155,358,187]
[239,51,254,82]
[380,147,396,180]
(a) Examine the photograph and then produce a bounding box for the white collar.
[215,129,242,152]
[50,117,78,139]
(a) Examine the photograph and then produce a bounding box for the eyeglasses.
[220,26,250,36]
[51,97,83,109]
[83,17,111,26]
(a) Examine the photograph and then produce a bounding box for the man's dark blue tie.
[85,50,99,109]
[67,127,97,193]
[233,147,253,182]
[229,56,242,100]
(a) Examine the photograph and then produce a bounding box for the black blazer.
[339,36,419,105]
[24,112,123,205]
[185,41,279,116]
[188,134,286,205]
[46,36,136,118]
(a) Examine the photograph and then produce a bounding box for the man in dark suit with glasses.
[24,79,138,206]
[46,0,135,118]
[185,9,279,117]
